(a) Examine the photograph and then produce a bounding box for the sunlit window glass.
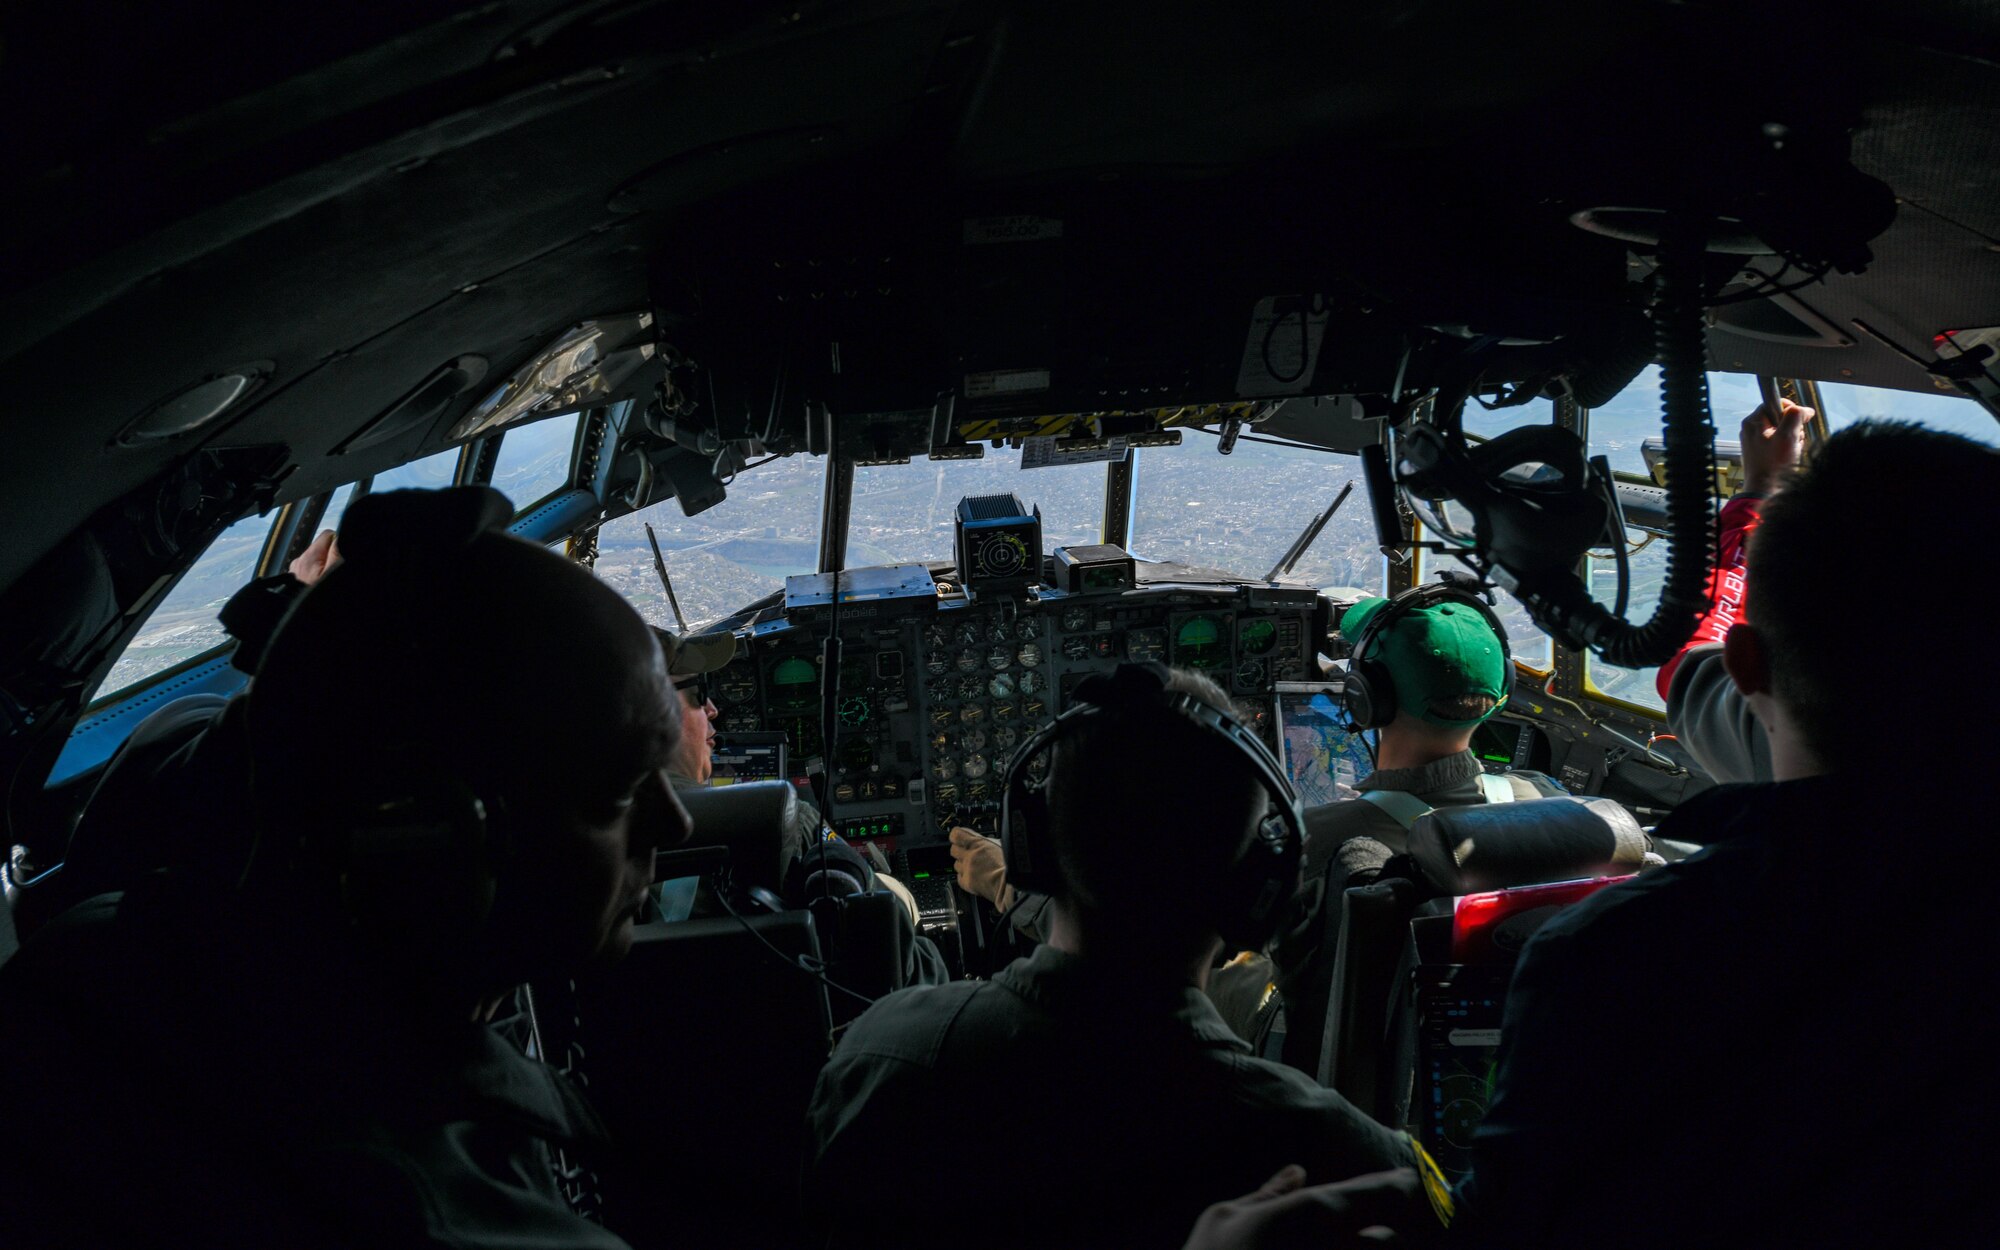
[1815,381,1996,446]
[1415,397,1557,671]
[851,447,1106,566]
[94,512,272,700]
[1130,431,1385,594]
[488,413,580,510]
[1581,367,1761,712]
[596,456,825,631]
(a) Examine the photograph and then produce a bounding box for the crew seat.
[8,693,246,944]
[1315,796,1653,1122]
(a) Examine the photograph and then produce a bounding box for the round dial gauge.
[924,622,951,649]
[1062,636,1090,661]
[1023,697,1046,719]
[925,651,950,676]
[838,695,871,726]
[1018,670,1045,695]
[930,731,951,753]
[989,620,1014,643]
[992,700,1017,721]
[956,620,984,645]
[993,724,1019,752]
[961,728,987,753]
[972,531,1030,578]
[931,756,958,782]
[956,648,981,673]
[1238,618,1278,655]
[716,668,758,704]
[958,675,985,700]
[932,781,959,808]
[961,753,989,780]
[930,706,955,727]
[987,644,1012,671]
[1017,643,1043,668]
[1061,605,1090,632]
[966,780,992,803]
[959,703,986,724]
[1234,658,1267,689]
[1015,619,1039,642]
[1127,628,1166,663]
[989,672,1016,698]
[1173,613,1228,670]
[927,679,954,703]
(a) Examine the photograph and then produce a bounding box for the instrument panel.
[708,573,1325,851]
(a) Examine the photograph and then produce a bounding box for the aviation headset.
[1339,580,1512,731]
[999,662,1304,951]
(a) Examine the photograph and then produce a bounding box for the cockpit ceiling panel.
[6,0,2000,591]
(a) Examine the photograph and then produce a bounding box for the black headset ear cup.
[1000,763,1058,897]
[1343,656,1396,731]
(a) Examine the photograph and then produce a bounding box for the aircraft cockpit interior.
[3,3,1997,1246]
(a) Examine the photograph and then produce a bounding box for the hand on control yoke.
[949,826,1013,909]
[289,529,343,585]
[1741,399,1812,498]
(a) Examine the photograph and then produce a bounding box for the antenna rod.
[1267,481,1355,581]
[643,523,688,632]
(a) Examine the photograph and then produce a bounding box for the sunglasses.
[672,672,713,706]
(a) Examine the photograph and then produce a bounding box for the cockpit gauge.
[959,703,986,724]
[716,668,758,705]
[1017,643,1043,668]
[933,781,959,808]
[1060,604,1091,633]
[1061,635,1091,661]
[765,654,820,713]
[930,731,952,753]
[1018,670,1046,695]
[1023,697,1047,719]
[1015,619,1039,642]
[932,756,958,782]
[956,620,983,645]
[925,651,951,676]
[723,712,760,734]
[987,644,1012,671]
[924,622,952,649]
[966,780,992,803]
[958,675,985,700]
[993,724,1019,752]
[961,728,988,754]
[961,754,989,780]
[838,695,871,726]
[1234,658,1267,689]
[1238,618,1278,655]
[992,700,1017,721]
[931,706,955,727]
[1127,628,1166,663]
[1173,614,1228,670]
[989,620,1014,644]
[956,649,981,673]
[927,679,954,703]
[989,672,1016,699]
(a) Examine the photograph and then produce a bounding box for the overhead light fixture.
[116,361,273,446]
[451,312,655,441]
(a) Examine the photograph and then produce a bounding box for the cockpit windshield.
[596,456,823,631]
[850,449,1106,565]
[1128,434,1386,594]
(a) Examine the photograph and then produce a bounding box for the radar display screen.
[1274,684,1373,807]
[1171,612,1229,670]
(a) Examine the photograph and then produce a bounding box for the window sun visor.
[451,313,657,441]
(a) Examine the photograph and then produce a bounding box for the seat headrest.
[1407,796,1651,894]
[674,780,801,893]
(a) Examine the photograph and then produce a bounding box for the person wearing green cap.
[1258,582,1562,1061]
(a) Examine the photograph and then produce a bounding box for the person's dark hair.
[248,488,670,865]
[1045,667,1264,951]
[1747,420,1998,771]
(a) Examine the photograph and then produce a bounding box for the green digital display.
[771,656,818,685]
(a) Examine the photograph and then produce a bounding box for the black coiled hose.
[1582,229,1718,668]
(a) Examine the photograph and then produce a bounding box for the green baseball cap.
[1342,595,1510,726]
